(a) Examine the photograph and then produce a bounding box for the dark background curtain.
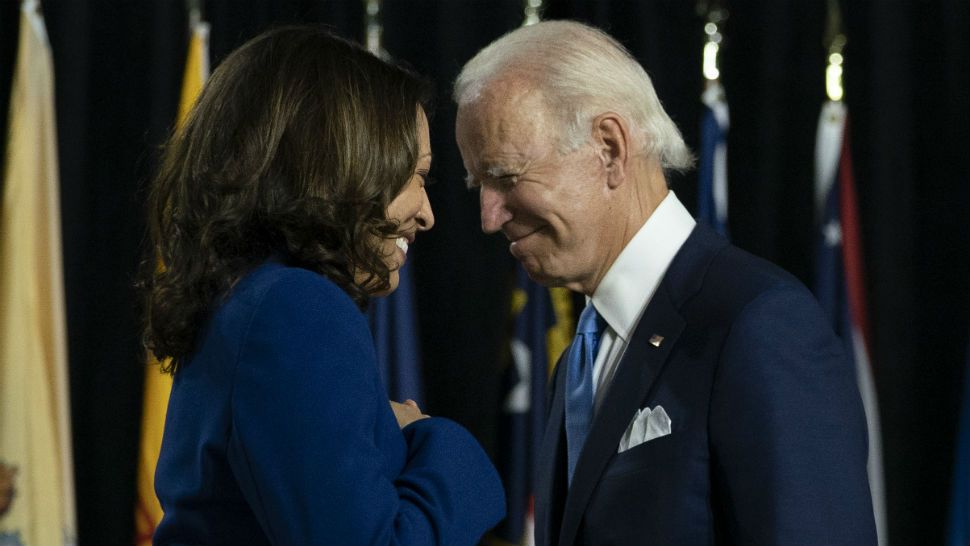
[1,1,967,545]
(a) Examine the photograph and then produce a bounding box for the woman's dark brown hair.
[140,26,431,372]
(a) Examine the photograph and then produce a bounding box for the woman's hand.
[390,399,429,428]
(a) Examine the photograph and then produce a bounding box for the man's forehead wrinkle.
[460,77,553,182]
[490,95,549,145]
[477,76,546,119]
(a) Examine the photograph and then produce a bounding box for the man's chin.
[518,258,560,287]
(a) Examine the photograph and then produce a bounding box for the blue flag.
[947,339,970,546]
[491,266,554,544]
[368,262,423,406]
[491,264,576,545]
[697,81,730,237]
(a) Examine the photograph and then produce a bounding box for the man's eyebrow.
[486,166,516,177]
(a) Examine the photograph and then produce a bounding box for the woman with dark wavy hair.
[141,26,504,546]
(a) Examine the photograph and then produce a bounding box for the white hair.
[454,20,694,172]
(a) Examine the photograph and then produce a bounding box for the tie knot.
[576,303,605,336]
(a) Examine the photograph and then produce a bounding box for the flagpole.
[815,5,887,543]
[364,0,386,59]
[522,0,543,27]
[696,0,730,237]
[697,0,726,84]
[1,0,76,543]
[187,0,201,28]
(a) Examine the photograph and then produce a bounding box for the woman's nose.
[415,194,435,231]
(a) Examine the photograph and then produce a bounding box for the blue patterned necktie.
[565,303,605,485]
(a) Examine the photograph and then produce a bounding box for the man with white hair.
[455,20,876,546]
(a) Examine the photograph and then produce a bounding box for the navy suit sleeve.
[710,285,877,546]
[225,271,505,545]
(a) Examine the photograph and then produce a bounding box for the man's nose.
[480,186,511,234]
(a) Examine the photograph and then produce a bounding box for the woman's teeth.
[395,237,409,255]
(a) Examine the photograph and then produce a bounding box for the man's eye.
[496,175,518,188]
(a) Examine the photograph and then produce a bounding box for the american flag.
[813,99,887,546]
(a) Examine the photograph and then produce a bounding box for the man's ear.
[592,112,629,189]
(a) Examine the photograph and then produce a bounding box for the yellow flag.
[0,1,77,545]
[546,288,573,377]
[134,16,210,546]
[176,17,211,126]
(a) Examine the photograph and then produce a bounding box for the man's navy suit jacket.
[535,224,877,546]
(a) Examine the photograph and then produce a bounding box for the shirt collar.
[590,191,696,341]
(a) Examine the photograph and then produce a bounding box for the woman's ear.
[592,112,629,189]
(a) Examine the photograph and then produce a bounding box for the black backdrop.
[1,1,967,545]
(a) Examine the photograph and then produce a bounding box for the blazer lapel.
[541,225,726,546]
[557,281,686,546]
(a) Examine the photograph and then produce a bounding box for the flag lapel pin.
[649,334,664,348]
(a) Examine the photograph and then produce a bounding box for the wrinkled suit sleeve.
[710,285,877,545]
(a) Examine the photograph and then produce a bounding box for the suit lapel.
[557,282,686,546]
[537,225,726,546]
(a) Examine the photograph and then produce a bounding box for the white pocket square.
[617,405,672,453]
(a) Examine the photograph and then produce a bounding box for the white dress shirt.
[589,191,696,411]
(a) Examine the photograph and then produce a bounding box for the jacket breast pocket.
[602,431,687,479]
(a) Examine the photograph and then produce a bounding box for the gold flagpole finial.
[824,0,847,101]
[364,0,386,59]
[523,0,544,27]
[186,0,202,28]
[697,0,728,82]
